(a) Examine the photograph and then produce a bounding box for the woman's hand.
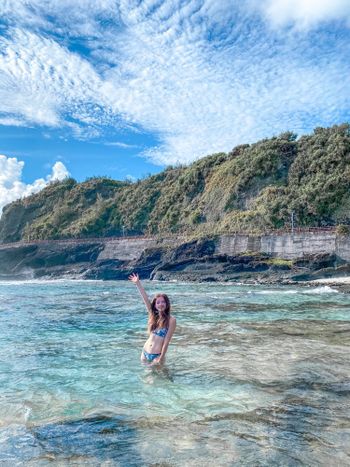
[152,356,164,365]
[129,272,151,311]
[128,272,140,283]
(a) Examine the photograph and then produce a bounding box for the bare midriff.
[143,333,164,354]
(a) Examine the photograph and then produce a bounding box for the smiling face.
[151,293,171,316]
[149,293,171,333]
[155,295,167,312]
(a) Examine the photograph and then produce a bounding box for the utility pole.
[122,225,125,237]
[291,211,295,234]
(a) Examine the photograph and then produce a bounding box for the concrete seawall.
[97,237,161,261]
[336,236,350,262]
[1,231,349,265]
[95,232,347,262]
[217,232,346,260]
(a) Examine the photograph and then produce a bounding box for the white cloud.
[0,155,69,215]
[0,0,120,37]
[0,0,349,167]
[0,117,28,127]
[105,141,140,148]
[257,0,350,30]
[48,161,70,182]
[98,0,350,163]
[0,28,119,130]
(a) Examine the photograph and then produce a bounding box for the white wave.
[0,278,99,286]
[248,290,298,295]
[303,286,339,294]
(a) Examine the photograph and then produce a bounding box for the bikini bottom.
[143,350,161,362]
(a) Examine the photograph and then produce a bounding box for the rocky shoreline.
[1,236,350,291]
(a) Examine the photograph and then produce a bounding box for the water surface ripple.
[0,280,349,466]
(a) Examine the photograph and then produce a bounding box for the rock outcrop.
[1,233,349,284]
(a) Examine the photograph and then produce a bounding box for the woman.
[129,273,176,365]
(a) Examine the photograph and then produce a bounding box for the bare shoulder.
[169,315,176,326]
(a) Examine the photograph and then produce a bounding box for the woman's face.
[155,296,167,312]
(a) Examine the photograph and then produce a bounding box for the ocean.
[0,279,349,466]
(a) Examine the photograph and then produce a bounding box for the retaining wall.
[217,232,341,259]
[1,231,349,262]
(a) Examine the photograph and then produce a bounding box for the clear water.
[0,280,349,466]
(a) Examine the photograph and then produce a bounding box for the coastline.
[1,234,350,290]
[311,276,350,284]
[308,276,350,293]
[0,274,349,291]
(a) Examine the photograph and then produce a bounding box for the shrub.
[336,224,350,236]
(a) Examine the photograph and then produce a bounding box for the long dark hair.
[148,293,171,333]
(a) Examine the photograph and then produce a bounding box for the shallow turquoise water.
[0,280,349,466]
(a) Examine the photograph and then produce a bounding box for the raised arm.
[128,273,152,313]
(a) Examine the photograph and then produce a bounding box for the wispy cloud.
[0,27,119,128]
[0,0,120,38]
[0,117,28,127]
[104,141,140,149]
[0,155,69,214]
[0,0,349,166]
[256,0,350,30]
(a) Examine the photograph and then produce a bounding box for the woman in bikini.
[129,273,176,365]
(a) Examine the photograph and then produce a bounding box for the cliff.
[1,231,350,285]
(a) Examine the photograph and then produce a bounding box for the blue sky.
[0,0,349,212]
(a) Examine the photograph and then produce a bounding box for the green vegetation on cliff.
[0,123,349,243]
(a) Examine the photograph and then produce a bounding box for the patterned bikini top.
[152,327,168,338]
